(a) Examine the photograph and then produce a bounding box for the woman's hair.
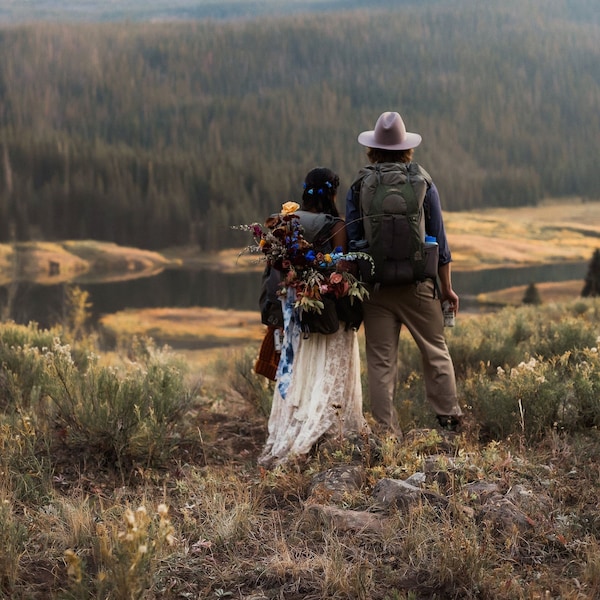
[301,167,340,217]
[367,147,413,164]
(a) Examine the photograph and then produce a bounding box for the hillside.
[0,0,598,251]
[1,0,392,23]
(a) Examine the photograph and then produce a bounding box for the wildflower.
[281,201,300,215]
[64,549,82,583]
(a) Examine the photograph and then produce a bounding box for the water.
[0,261,589,329]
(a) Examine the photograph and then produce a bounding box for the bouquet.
[236,202,373,314]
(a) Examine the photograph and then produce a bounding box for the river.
[0,261,589,329]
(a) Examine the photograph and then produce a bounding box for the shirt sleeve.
[424,182,452,265]
[344,182,365,241]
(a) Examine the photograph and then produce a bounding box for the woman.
[258,167,368,468]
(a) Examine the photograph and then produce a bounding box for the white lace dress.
[258,290,368,468]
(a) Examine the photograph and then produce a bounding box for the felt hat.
[357,111,422,150]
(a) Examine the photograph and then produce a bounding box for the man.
[345,111,462,435]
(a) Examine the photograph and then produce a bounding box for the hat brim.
[357,130,422,150]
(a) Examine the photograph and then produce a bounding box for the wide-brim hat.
[357,111,422,150]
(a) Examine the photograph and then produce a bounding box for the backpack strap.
[404,168,428,280]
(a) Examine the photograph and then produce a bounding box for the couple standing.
[258,111,463,469]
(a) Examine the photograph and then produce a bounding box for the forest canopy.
[0,0,598,250]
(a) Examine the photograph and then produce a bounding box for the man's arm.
[437,262,459,314]
[425,182,459,312]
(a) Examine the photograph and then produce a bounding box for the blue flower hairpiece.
[303,180,333,194]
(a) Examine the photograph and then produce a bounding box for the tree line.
[0,0,598,250]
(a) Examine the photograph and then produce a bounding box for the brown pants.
[362,279,461,433]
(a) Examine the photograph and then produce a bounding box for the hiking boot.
[436,415,461,432]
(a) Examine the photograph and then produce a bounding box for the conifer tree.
[581,249,600,297]
[522,282,542,305]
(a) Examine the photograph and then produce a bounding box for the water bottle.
[442,300,455,328]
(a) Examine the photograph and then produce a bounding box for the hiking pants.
[362,278,461,433]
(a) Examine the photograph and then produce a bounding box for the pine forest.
[0,0,599,251]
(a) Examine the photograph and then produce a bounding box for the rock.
[308,465,366,502]
[463,481,502,503]
[300,504,386,534]
[371,478,449,511]
[476,496,535,533]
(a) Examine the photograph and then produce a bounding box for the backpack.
[352,161,439,285]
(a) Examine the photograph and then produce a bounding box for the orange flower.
[281,201,300,215]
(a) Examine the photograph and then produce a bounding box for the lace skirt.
[258,290,367,467]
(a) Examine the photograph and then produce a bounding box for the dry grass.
[478,279,584,306]
[0,240,174,285]
[4,300,600,598]
[444,199,600,270]
[100,306,265,350]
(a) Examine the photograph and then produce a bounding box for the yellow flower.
[281,201,300,215]
[259,239,266,247]
[324,254,332,263]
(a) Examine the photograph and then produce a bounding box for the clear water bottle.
[442,300,455,327]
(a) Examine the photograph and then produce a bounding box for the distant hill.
[2,0,411,24]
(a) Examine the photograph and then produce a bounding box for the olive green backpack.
[352,161,438,285]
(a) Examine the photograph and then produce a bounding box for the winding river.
[0,261,588,330]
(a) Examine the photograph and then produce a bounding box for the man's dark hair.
[367,147,413,164]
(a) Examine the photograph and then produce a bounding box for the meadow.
[3,298,600,599]
[2,201,600,598]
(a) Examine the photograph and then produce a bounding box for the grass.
[444,198,600,270]
[0,240,173,285]
[2,199,600,597]
[2,298,600,598]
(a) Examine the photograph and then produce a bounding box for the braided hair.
[301,167,340,217]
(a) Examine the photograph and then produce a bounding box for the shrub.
[45,337,194,471]
[0,495,28,597]
[0,322,59,411]
[393,300,600,438]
